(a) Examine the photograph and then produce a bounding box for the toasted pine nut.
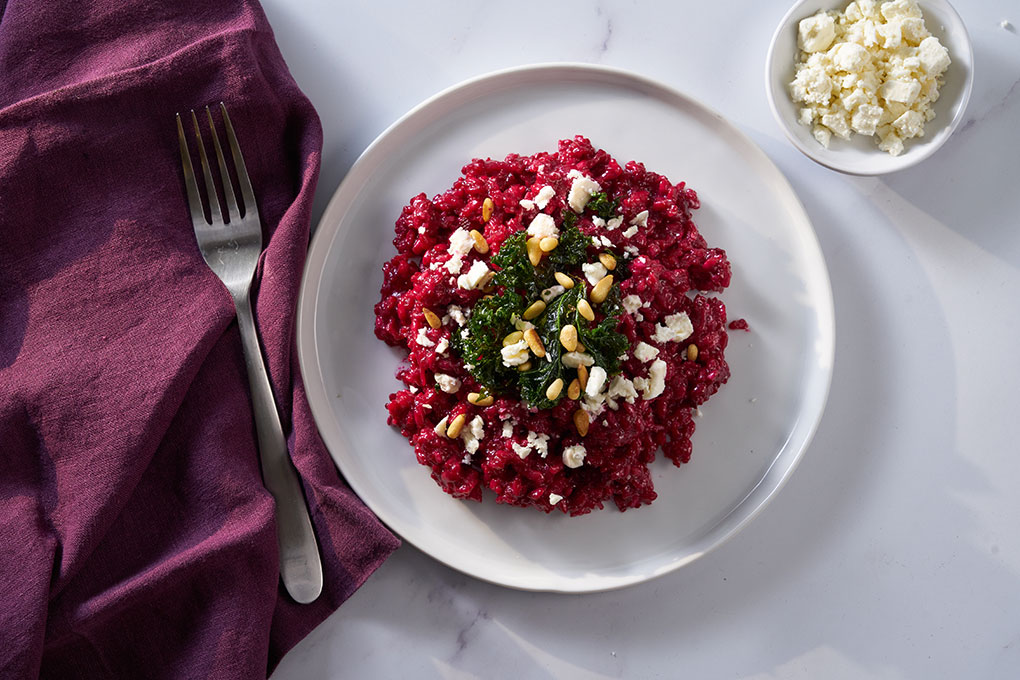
[523,300,546,320]
[539,236,559,252]
[518,361,533,372]
[577,298,595,321]
[434,416,449,437]
[446,413,467,438]
[470,229,489,254]
[590,274,614,304]
[577,364,589,391]
[554,272,575,289]
[567,378,581,400]
[523,328,546,358]
[468,392,494,407]
[559,324,578,352]
[573,409,590,437]
[422,308,441,329]
[546,378,564,401]
[575,341,586,353]
[687,344,699,362]
[503,330,524,346]
[482,197,494,222]
[598,252,617,270]
[526,237,542,266]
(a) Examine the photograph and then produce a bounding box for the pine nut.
[446,413,467,439]
[554,272,575,289]
[598,252,617,270]
[567,378,581,400]
[422,308,441,329]
[539,236,559,252]
[482,197,494,222]
[503,330,524,346]
[575,341,586,353]
[434,416,448,437]
[518,361,533,372]
[577,364,589,391]
[468,392,494,407]
[573,409,590,437]
[470,229,489,254]
[590,274,614,304]
[526,237,542,266]
[523,328,546,358]
[546,378,564,401]
[523,300,546,320]
[687,344,699,362]
[559,324,578,352]
[577,298,595,321]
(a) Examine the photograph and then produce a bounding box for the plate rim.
[297,62,836,593]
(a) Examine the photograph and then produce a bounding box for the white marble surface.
[264,2,1020,678]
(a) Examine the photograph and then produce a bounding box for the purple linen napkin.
[0,0,399,677]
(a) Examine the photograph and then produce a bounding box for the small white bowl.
[765,0,973,175]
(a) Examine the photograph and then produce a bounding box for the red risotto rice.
[374,136,732,516]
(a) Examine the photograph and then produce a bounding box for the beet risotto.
[374,136,734,516]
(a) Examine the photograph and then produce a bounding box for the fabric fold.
[0,1,399,677]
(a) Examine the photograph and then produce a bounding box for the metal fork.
[176,103,323,604]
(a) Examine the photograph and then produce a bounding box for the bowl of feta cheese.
[766,0,973,175]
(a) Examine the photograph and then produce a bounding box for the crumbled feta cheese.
[624,245,639,257]
[548,493,563,506]
[562,444,587,469]
[512,441,532,459]
[622,295,643,315]
[457,259,490,290]
[445,228,475,274]
[608,375,638,404]
[606,216,623,230]
[640,359,667,400]
[629,210,649,228]
[790,1,951,155]
[526,431,550,458]
[582,261,608,286]
[622,225,638,239]
[435,336,449,355]
[595,235,613,249]
[798,11,836,52]
[527,213,559,240]
[586,366,608,397]
[415,327,434,347]
[561,352,595,368]
[461,415,485,454]
[633,341,660,363]
[541,285,566,303]
[462,453,473,465]
[435,373,461,394]
[444,305,468,327]
[652,312,694,343]
[592,216,606,228]
[514,317,535,332]
[533,185,556,210]
[501,420,514,438]
[501,339,530,367]
[567,172,601,213]
[519,199,536,210]
[408,385,419,394]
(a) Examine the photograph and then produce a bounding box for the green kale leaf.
[451,290,525,393]
[587,191,619,220]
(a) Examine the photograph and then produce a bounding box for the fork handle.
[235,291,324,604]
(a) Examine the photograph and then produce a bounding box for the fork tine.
[219,103,257,220]
[176,113,208,227]
[205,106,241,224]
[190,109,223,225]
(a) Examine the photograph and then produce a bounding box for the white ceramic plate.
[765,0,973,175]
[297,64,834,592]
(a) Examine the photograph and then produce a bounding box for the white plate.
[765,0,974,175]
[297,64,835,593]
